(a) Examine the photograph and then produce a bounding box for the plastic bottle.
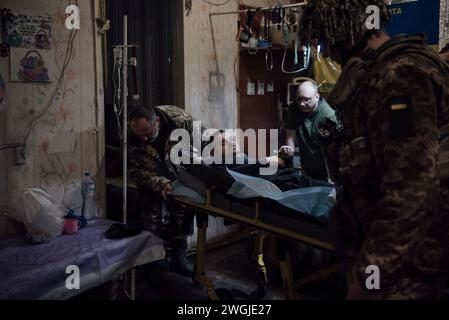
[81,172,96,220]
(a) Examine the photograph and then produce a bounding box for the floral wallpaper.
[0,0,104,233]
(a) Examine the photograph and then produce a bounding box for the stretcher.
[172,167,338,300]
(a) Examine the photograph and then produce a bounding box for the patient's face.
[214,132,239,158]
[130,117,160,143]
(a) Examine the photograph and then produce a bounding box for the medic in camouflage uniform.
[128,105,207,277]
[300,0,449,299]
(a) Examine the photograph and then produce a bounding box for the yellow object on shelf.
[314,54,341,96]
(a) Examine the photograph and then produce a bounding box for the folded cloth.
[105,220,142,239]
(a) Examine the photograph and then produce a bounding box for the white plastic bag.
[14,188,65,243]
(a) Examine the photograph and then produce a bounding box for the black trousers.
[138,187,194,249]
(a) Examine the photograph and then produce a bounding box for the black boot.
[170,241,194,277]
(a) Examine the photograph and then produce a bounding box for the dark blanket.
[262,168,334,191]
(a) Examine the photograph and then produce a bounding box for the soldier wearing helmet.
[299,0,449,299]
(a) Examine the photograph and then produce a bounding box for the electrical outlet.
[258,81,265,95]
[247,80,255,96]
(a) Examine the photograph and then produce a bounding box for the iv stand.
[122,15,128,225]
[113,15,138,301]
[113,15,137,225]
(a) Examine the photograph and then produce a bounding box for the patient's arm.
[266,156,285,168]
[279,129,296,157]
[207,132,286,175]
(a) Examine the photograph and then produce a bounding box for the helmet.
[299,0,390,46]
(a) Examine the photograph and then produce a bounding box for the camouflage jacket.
[328,35,449,289]
[128,105,208,194]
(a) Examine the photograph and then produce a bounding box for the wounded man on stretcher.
[171,132,336,222]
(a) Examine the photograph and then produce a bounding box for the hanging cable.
[282,43,311,74]
[265,47,273,71]
[279,10,311,75]
[21,0,80,146]
[21,27,78,146]
[201,0,233,6]
[117,58,123,116]
[112,51,123,141]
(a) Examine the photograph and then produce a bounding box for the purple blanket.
[0,219,165,300]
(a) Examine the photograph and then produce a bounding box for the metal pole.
[209,2,306,16]
[123,15,128,225]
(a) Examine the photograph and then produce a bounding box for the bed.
[0,219,165,300]
[170,165,338,300]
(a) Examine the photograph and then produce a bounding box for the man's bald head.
[297,81,320,114]
[298,81,319,96]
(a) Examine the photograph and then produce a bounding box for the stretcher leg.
[254,232,267,299]
[193,213,220,300]
[122,268,136,300]
[130,268,135,300]
[277,239,298,300]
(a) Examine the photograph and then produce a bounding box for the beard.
[147,125,160,143]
